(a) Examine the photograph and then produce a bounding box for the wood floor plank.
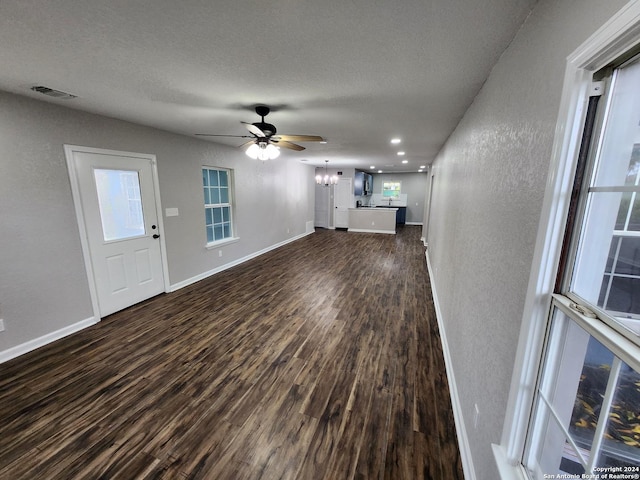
[0,226,464,479]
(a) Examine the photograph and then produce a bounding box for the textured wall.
[426,0,629,478]
[0,91,314,355]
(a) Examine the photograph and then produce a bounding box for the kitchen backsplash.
[365,193,407,206]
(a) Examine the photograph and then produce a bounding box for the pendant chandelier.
[316,160,338,186]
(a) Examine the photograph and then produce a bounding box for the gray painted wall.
[426,0,628,478]
[0,91,314,355]
[371,172,428,224]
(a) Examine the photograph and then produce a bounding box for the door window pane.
[94,169,145,242]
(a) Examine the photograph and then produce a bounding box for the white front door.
[65,146,166,317]
[334,178,352,228]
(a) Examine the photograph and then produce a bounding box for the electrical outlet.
[218,250,223,258]
[0,319,5,332]
[473,404,480,429]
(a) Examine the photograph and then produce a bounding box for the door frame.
[314,183,331,228]
[334,177,352,228]
[64,144,170,321]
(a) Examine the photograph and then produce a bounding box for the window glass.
[526,309,640,474]
[202,167,233,244]
[524,52,640,479]
[94,169,145,241]
[382,181,401,197]
[570,58,640,342]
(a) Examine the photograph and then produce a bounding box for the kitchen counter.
[348,207,397,234]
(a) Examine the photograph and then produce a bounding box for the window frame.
[202,166,238,247]
[382,180,401,198]
[494,5,640,478]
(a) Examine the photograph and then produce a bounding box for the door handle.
[153,234,160,239]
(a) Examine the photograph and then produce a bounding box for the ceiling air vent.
[30,86,77,100]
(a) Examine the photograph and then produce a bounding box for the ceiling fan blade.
[277,141,305,151]
[273,134,325,142]
[238,140,255,149]
[194,134,253,138]
[241,121,266,138]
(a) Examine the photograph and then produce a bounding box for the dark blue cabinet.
[354,172,373,196]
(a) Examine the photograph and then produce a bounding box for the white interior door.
[314,184,330,228]
[66,146,166,317]
[334,178,352,228]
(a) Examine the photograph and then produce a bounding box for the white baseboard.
[0,316,99,364]
[306,220,315,234]
[405,221,423,226]
[170,230,314,292]
[0,232,316,364]
[425,250,477,480]
[347,228,396,235]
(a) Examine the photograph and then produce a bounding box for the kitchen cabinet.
[354,172,373,196]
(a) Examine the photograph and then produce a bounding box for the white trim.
[492,444,528,480]
[425,250,477,480]
[64,144,171,320]
[170,230,314,292]
[405,221,423,226]
[347,228,396,234]
[205,236,241,250]
[498,1,640,473]
[64,144,102,322]
[0,316,98,364]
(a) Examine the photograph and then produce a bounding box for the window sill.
[492,444,528,480]
[205,236,240,249]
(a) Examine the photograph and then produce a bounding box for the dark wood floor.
[0,225,463,480]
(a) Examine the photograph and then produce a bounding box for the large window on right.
[524,54,640,476]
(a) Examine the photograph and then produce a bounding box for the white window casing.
[496,3,640,477]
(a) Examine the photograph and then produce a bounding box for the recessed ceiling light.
[418,169,423,172]
[402,160,408,164]
[370,166,375,169]
[397,151,405,156]
[420,165,426,169]
[390,138,401,144]
[378,170,383,173]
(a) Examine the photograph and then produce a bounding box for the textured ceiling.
[0,0,536,172]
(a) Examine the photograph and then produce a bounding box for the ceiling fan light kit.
[246,141,280,161]
[195,105,324,161]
